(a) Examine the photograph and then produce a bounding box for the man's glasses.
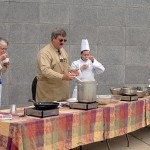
[59,39,67,43]
[0,47,7,51]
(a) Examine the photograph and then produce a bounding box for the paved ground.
[73,126,150,150]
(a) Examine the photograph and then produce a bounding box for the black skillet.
[28,99,59,110]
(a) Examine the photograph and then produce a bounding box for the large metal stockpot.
[77,80,97,102]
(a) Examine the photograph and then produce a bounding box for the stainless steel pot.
[121,87,137,96]
[136,90,145,98]
[110,87,122,95]
[137,86,149,96]
[77,80,97,102]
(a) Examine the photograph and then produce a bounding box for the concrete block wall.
[0,0,150,108]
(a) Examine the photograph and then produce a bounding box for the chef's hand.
[62,73,76,81]
[0,53,7,61]
[89,55,94,62]
[80,64,89,71]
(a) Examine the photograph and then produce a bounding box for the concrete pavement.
[73,126,150,150]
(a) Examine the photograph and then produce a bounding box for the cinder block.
[70,25,98,44]
[0,2,9,22]
[125,65,150,84]
[126,27,150,46]
[126,46,150,65]
[97,6,126,26]
[97,46,125,65]
[6,2,39,23]
[40,4,69,24]
[84,0,126,6]
[98,26,125,46]
[0,23,9,40]
[97,65,125,85]
[70,5,98,25]
[126,7,150,27]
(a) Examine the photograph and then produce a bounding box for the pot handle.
[28,99,36,105]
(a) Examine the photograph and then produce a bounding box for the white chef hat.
[81,39,90,52]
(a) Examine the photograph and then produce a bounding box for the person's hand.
[3,57,10,68]
[62,73,76,81]
[70,69,79,76]
[3,61,10,68]
[80,64,89,71]
[0,53,7,61]
[89,55,94,62]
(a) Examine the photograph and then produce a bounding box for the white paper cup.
[3,58,10,63]
[10,104,16,114]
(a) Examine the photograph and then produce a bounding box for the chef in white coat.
[71,39,105,98]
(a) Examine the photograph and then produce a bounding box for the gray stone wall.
[0,0,150,108]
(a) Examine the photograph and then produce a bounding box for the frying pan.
[28,99,59,110]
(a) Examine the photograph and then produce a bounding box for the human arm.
[0,54,9,73]
[92,58,105,74]
[37,51,77,81]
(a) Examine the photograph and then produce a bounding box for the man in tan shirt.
[36,28,78,102]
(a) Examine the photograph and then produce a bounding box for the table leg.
[106,139,110,150]
[79,145,82,150]
[126,134,129,147]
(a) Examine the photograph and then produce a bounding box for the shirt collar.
[50,43,60,52]
[80,57,88,62]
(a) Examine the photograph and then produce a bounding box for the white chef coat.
[71,58,105,98]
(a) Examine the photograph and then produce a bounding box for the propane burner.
[24,107,59,118]
[69,102,98,110]
[121,95,138,101]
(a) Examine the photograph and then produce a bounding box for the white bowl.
[96,95,112,105]
[111,95,121,103]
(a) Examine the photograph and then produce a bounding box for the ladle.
[75,76,82,82]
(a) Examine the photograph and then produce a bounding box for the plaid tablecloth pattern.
[0,97,149,150]
[103,102,129,139]
[145,97,150,125]
[127,99,146,133]
[0,107,104,150]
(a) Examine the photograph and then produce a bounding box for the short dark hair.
[51,28,67,40]
[0,37,9,45]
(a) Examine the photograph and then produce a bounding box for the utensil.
[28,99,59,110]
[75,76,82,82]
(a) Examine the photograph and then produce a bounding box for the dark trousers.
[32,77,37,101]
